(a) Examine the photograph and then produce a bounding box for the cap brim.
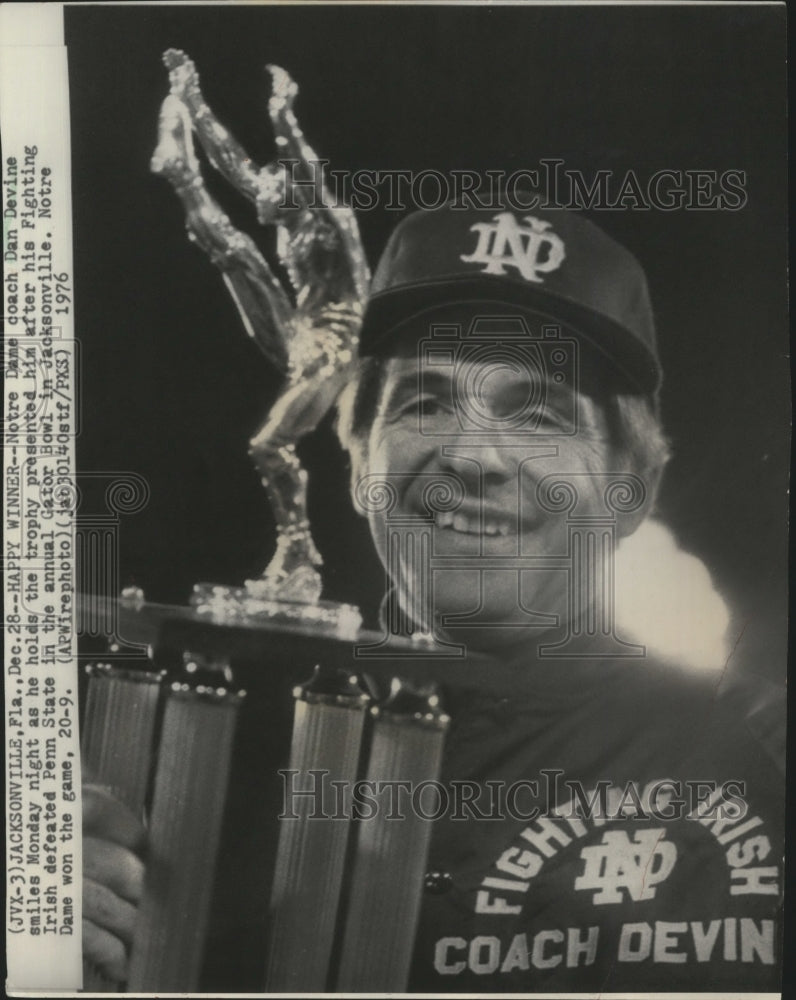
[361,275,661,395]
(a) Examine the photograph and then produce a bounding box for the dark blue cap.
[360,197,661,393]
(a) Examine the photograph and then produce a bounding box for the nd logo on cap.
[461,212,566,284]
[359,194,662,395]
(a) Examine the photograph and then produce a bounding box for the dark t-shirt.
[408,654,784,993]
[201,646,783,993]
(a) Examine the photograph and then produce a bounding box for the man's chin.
[429,571,564,629]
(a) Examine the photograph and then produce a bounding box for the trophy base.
[190,582,363,640]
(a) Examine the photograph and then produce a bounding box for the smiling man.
[334,196,783,992]
[83,196,783,993]
[340,197,670,653]
[346,309,635,647]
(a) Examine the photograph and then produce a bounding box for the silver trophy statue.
[150,50,369,634]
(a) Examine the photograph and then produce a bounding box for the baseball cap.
[360,194,661,393]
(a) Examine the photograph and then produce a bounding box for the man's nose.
[437,438,514,487]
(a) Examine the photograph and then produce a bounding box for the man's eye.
[398,396,449,418]
[528,406,565,430]
[418,397,447,417]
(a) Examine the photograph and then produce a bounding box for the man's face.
[354,311,623,649]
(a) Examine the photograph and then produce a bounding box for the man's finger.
[83,837,145,903]
[82,919,128,984]
[83,785,146,851]
[83,878,139,946]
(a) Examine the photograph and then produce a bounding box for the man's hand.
[82,784,146,982]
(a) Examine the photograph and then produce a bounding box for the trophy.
[77,54,465,994]
[149,49,369,635]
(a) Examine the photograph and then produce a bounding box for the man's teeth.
[437,510,510,536]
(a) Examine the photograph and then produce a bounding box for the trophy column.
[266,666,370,992]
[335,680,449,992]
[127,652,244,992]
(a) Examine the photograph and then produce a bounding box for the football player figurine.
[150,49,370,614]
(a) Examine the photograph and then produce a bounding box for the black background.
[64,4,788,676]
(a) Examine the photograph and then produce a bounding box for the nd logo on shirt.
[471,794,780,920]
[574,829,677,904]
[460,212,566,283]
[430,805,779,980]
